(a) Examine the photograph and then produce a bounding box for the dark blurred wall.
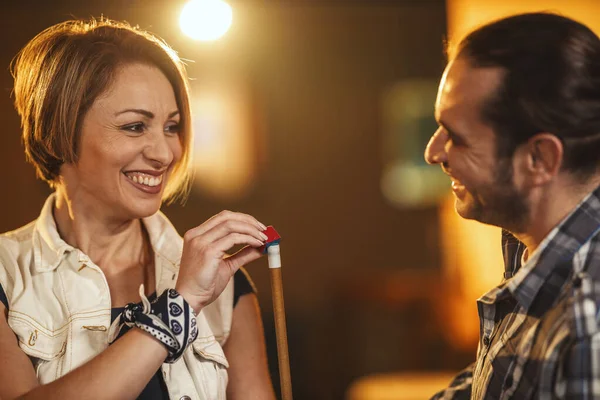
[0,1,447,399]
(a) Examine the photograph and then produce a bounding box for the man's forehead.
[436,59,504,118]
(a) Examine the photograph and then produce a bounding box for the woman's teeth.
[125,173,163,187]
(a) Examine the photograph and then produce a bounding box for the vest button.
[180,396,191,400]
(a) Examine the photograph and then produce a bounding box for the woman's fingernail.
[260,232,268,241]
[258,222,267,230]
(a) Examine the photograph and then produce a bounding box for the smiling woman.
[0,18,275,400]
[62,63,184,218]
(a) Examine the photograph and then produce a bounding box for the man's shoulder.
[550,234,600,336]
[577,232,600,281]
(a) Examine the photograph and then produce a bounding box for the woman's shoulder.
[1,195,57,258]
[0,220,37,258]
[1,220,37,241]
[0,220,39,295]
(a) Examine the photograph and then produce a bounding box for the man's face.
[424,58,529,232]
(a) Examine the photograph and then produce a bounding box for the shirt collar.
[499,184,600,313]
[33,193,183,273]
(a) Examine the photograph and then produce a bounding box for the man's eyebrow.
[439,119,464,140]
[114,109,180,119]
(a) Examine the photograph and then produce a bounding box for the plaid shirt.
[432,184,600,400]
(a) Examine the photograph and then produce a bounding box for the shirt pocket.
[7,312,68,384]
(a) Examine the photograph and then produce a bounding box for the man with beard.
[424,12,600,399]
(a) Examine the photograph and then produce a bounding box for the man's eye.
[121,123,145,133]
[447,133,463,146]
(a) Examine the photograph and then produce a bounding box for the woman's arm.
[0,302,168,400]
[224,293,276,400]
[0,303,39,399]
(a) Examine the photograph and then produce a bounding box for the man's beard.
[458,158,529,233]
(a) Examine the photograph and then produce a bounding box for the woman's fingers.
[208,232,265,258]
[177,211,268,311]
[177,233,264,311]
[184,210,267,241]
[183,231,263,275]
[225,246,264,272]
[185,219,267,250]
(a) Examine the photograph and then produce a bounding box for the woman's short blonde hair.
[12,18,193,203]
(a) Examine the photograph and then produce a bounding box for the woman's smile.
[123,171,165,195]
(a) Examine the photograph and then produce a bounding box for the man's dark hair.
[455,12,600,181]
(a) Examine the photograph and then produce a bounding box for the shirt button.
[483,336,490,346]
[180,396,191,400]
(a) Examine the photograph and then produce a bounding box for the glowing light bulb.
[180,0,233,41]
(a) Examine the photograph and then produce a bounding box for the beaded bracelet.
[108,285,198,363]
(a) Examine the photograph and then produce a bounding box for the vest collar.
[32,194,183,275]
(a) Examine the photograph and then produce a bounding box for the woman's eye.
[121,123,145,133]
[165,123,181,135]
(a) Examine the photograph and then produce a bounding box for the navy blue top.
[0,269,255,399]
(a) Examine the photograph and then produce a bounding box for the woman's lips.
[123,172,163,195]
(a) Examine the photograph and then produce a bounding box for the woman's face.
[60,63,183,220]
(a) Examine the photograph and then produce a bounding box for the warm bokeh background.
[2,1,599,399]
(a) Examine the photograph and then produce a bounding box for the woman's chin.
[124,198,162,219]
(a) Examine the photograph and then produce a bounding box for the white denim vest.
[0,194,234,400]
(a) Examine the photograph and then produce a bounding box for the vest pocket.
[7,312,68,382]
[180,338,229,399]
[192,338,230,368]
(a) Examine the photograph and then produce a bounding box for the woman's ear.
[523,133,564,186]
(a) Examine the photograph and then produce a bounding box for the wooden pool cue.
[267,244,293,400]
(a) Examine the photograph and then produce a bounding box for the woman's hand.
[175,210,267,313]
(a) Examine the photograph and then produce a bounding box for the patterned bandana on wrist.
[108,285,198,363]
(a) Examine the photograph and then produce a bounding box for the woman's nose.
[144,131,173,167]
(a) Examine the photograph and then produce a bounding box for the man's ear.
[522,133,563,186]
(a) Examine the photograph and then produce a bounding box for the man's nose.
[424,129,448,165]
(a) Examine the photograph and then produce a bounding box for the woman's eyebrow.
[115,108,154,118]
[114,109,180,118]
